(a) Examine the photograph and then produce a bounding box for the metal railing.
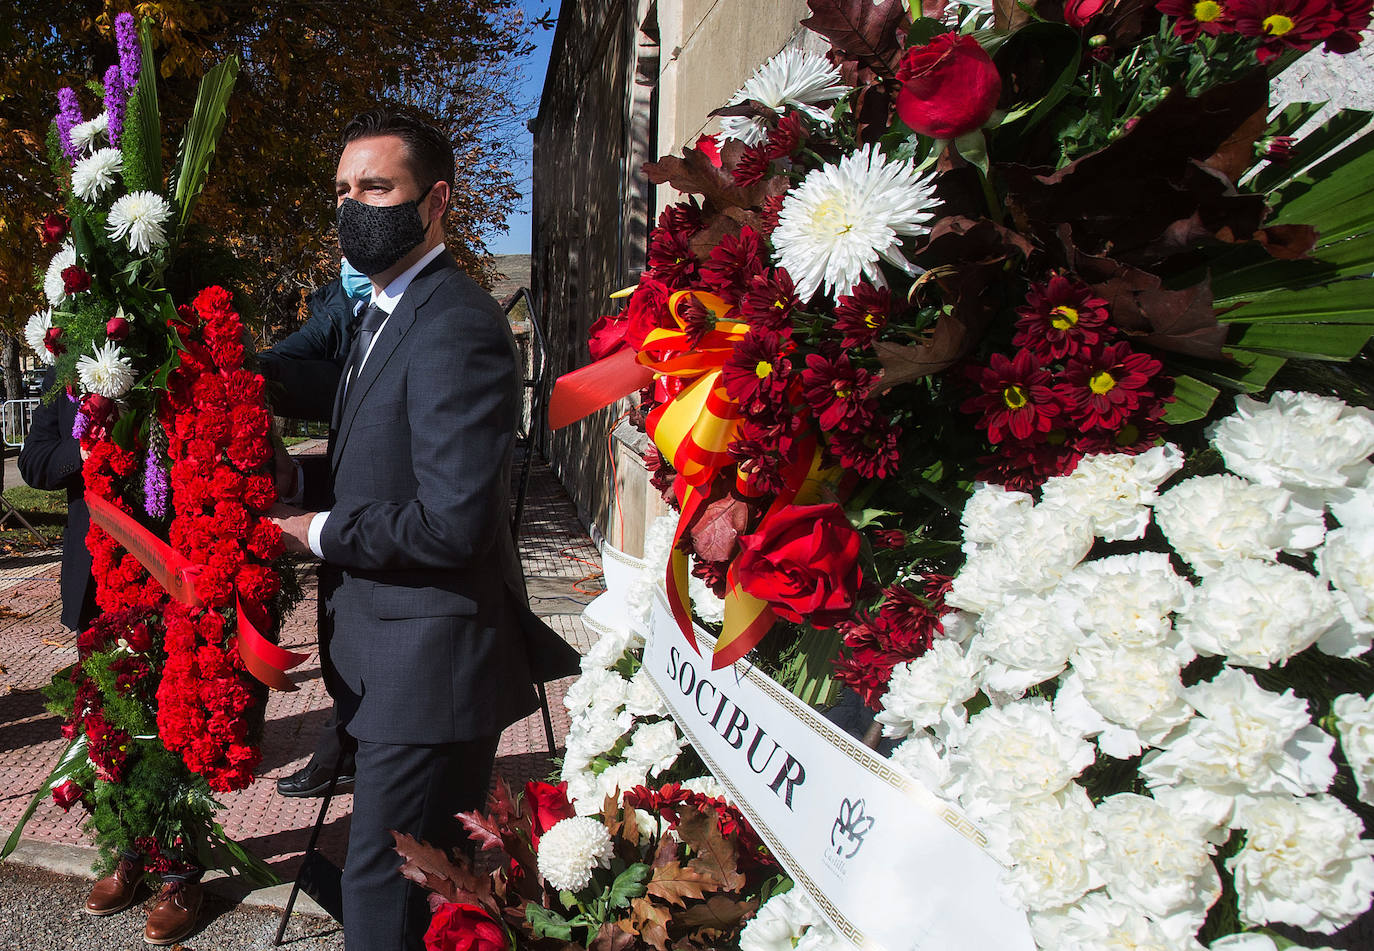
[2,399,38,447]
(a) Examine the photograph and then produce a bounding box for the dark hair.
[341,108,455,192]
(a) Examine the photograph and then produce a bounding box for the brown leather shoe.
[143,879,203,946]
[84,855,142,916]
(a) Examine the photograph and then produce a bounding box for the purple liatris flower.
[104,65,126,147]
[72,410,90,441]
[56,87,83,163]
[115,12,140,91]
[143,446,169,519]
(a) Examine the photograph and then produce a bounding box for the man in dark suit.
[270,109,576,951]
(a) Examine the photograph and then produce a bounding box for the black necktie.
[340,302,386,401]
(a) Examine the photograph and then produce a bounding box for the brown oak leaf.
[391,831,495,913]
[677,808,745,892]
[802,0,910,82]
[629,897,673,950]
[672,894,759,934]
[647,864,721,906]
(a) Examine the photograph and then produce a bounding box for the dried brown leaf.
[671,893,759,933]
[688,494,751,563]
[630,897,673,950]
[647,864,721,906]
[391,831,494,913]
[590,922,640,951]
[801,0,910,81]
[676,808,745,893]
[456,809,504,852]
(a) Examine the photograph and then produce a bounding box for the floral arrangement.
[5,14,287,881]
[541,0,1374,946]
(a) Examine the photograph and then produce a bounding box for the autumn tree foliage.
[0,0,535,352]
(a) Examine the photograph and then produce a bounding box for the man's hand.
[271,428,300,500]
[269,502,316,557]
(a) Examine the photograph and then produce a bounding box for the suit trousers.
[342,733,500,951]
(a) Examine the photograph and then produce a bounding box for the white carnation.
[562,666,629,715]
[970,591,1083,696]
[76,341,136,399]
[1061,552,1192,657]
[70,147,123,202]
[993,786,1106,911]
[680,775,726,801]
[1060,645,1193,755]
[1329,479,1374,533]
[580,624,642,671]
[960,482,1034,550]
[594,761,650,808]
[1176,559,1338,668]
[1038,444,1184,542]
[44,242,77,306]
[1154,474,1326,576]
[1139,668,1335,824]
[1209,935,1336,951]
[106,189,173,254]
[623,666,668,717]
[1333,693,1374,805]
[23,309,56,366]
[536,816,615,891]
[740,888,826,951]
[1028,890,1197,951]
[1092,793,1220,928]
[1229,795,1374,934]
[1315,526,1374,658]
[875,638,980,738]
[945,699,1094,807]
[890,732,955,798]
[622,719,686,776]
[1209,391,1374,499]
[946,505,1095,615]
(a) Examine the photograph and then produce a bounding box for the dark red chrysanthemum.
[1230,0,1339,61]
[1325,0,1372,51]
[1059,341,1164,432]
[728,416,805,495]
[722,330,794,415]
[802,351,877,432]
[759,193,787,238]
[700,227,768,305]
[1072,414,1171,455]
[877,584,941,655]
[829,417,901,479]
[1012,273,1114,362]
[832,281,891,349]
[737,267,800,334]
[766,111,806,159]
[961,349,1061,443]
[691,557,730,598]
[647,202,702,288]
[1156,0,1236,40]
[975,432,1083,491]
[732,143,773,186]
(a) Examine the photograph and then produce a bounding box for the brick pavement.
[0,450,602,883]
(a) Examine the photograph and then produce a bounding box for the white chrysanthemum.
[76,341,136,399]
[1139,668,1335,825]
[970,591,1084,697]
[720,48,849,147]
[946,503,1096,615]
[1176,559,1338,668]
[876,638,981,738]
[1209,391,1374,499]
[1333,693,1374,805]
[1028,890,1194,951]
[1229,795,1374,934]
[739,888,827,951]
[44,242,77,306]
[106,190,172,254]
[993,786,1106,911]
[1092,792,1221,928]
[71,147,123,203]
[772,144,938,301]
[23,309,55,366]
[1060,552,1192,657]
[536,816,615,891]
[945,698,1094,807]
[68,111,109,153]
[960,482,1034,551]
[1057,646,1193,758]
[623,719,687,776]
[1315,526,1374,658]
[1154,474,1326,576]
[1038,445,1184,542]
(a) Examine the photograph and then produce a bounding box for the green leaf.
[195,822,281,888]
[907,17,948,47]
[2,736,87,860]
[1163,374,1221,424]
[850,507,897,529]
[607,863,651,910]
[133,22,162,190]
[171,56,240,239]
[1218,278,1374,324]
[990,22,1082,135]
[525,903,574,940]
[1228,322,1374,360]
[1251,108,1373,196]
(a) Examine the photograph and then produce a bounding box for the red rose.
[895,33,1002,140]
[43,326,66,356]
[61,266,91,294]
[424,902,508,951]
[587,311,629,360]
[1064,0,1110,27]
[51,779,84,812]
[735,503,862,626]
[105,316,130,341]
[525,781,576,843]
[41,213,70,245]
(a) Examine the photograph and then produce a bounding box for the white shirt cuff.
[308,510,329,559]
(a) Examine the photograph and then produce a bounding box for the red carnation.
[623,277,673,351]
[735,503,862,626]
[61,265,91,294]
[41,213,70,245]
[424,902,509,951]
[105,316,130,341]
[961,349,1061,443]
[1012,273,1114,362]
[895,33,1002,140]
[43,325,66,356]
[1064,0,1111,26]
[1059,341,1163,432]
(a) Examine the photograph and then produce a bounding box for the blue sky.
[485,1,557,255]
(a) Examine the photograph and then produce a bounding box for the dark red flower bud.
[871,528,907,550]
[43,326,66,355]
[1065,0,1110,27]
[42,213,70,245]
[61,266,91,294]
[51,779,83,811]
[105,316,131,341]
[61,721,78,740]
[1259,135,1297,162]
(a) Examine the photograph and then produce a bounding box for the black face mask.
[336,187,433,276]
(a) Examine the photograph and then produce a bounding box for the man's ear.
[427,181,451,227]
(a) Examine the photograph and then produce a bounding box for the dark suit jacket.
[17,368,97,631]
[297,252,575,744]
[259,279,365,422]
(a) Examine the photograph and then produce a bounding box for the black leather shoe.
[276,758,355,797]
